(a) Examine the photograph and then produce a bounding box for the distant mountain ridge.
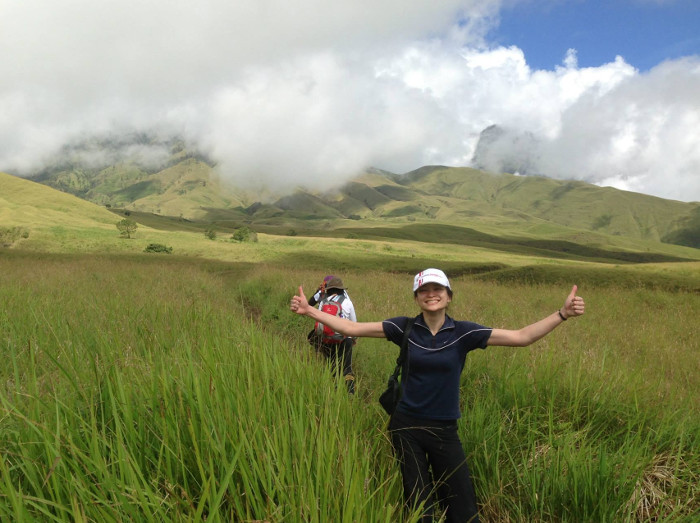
[21,137,700,249]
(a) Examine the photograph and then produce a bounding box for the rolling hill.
[15,139,700,252]
[0,171,126,248]
[3,164,700,285]
[348,166,700,247]
[0,171,118,228]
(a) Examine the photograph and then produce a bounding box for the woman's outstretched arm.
[291,286,385,338]
[487,285,585,347]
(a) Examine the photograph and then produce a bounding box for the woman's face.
[414,283,451,312]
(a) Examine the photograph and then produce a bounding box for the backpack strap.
[334,292,347,306]
[390,316,416,384]
[322,292,346,307]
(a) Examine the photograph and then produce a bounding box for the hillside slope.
[256,166,698,249]
[5,167,699,268]
[22,149,699,249]
[32,156,255,217]
[389,166,699,246]
[0,171,118,228]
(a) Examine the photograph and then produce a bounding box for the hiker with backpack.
[306,275,357,394]
[290,268,585,523]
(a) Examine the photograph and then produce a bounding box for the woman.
[290,268,585,522]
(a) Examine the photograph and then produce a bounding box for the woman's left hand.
[561,285,585,319]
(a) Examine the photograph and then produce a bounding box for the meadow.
[1,229,699,522]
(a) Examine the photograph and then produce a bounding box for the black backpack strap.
[391,316,416,381]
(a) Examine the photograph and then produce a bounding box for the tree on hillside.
[116,219,138,239]
[231,226,258,243]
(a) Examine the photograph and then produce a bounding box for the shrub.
[0,226,28,247]
[231,226,258,243]
[144,243,173,254]
[205,228,217,240]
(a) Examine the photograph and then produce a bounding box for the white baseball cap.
[413,268,451,292]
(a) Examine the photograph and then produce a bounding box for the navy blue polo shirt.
[382,314,492,420]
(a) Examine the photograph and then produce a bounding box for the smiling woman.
[290,267,585,522]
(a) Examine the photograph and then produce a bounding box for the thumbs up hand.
[290,286,310,315]
[560,285,585,320]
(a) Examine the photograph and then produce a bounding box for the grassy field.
[1,232,699,521]
[2,170,699,521]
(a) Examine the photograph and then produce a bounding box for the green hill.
[1,171,127,249]
[19,144,700,253]
[0,171,118,228]
[32,156,256,218]
[346,166,699,247]
[4,167,700,294]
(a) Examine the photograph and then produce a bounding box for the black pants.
[389,410,480,523]
[316,338,355,393]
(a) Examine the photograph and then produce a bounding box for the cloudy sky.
[1,0,699,202]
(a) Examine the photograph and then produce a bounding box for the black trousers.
[389,410,480,523]
[316,338,355,392]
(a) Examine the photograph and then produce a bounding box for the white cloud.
[1,0,699,201]
[536,57,700,201]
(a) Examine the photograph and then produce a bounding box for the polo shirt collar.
[415,313,456,331]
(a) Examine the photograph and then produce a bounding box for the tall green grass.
[1,251,698,521]
[0,253,407,521]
